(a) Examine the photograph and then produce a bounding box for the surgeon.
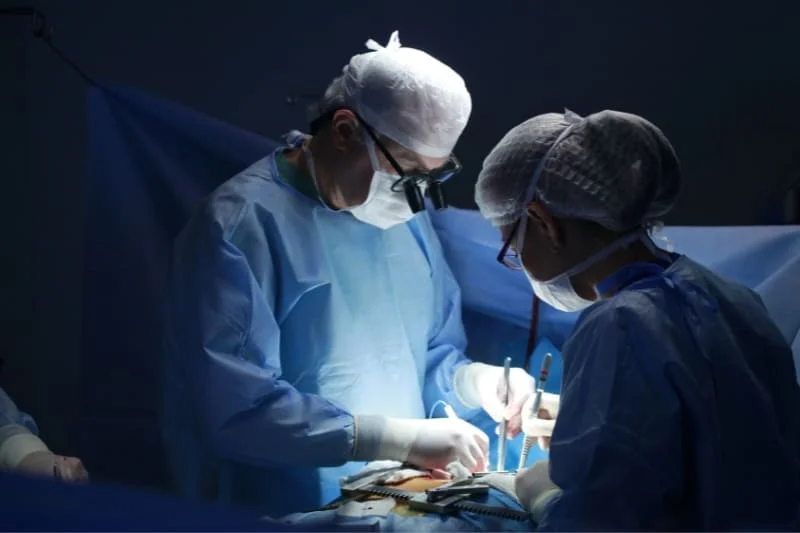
[475,109,800,530]
[1,386,88,483]
[161,31,535,517]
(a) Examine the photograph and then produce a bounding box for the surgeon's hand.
[521,392,561,451]
[376,417,489,473]
[454,362,535,438]
[408,418,489,473]
[16,451,89,484]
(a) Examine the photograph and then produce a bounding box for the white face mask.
[524,269,591,313]
[303,136,419,230]
[522,231,645,313]
[348,137,419,230]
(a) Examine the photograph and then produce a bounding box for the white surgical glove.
[454,362,535,437]
[1,424,89,484]
[514,460,560,521]
[354,416,489,473]
[16,451,89,484]
[520,392,561,451]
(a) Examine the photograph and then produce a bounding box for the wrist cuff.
[0,432,50,470]
[352,415,387,461]
[453,363,486,409]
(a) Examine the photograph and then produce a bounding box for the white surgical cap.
[475,109,681,232]
[312,31,472,158]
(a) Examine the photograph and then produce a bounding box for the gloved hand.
[521,392,561,451]
[514,460,560,520]
[16,450,89,484]
[355,416,489,473]
[454,362,535,438]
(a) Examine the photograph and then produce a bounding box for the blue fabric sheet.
[283,487,533,531]
[82,84,800,526]
[0,471,287,531]
[82,85,276,488]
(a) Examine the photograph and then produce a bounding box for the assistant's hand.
[455,363,535,438]
[520,392,560,451]
[16,451,89,484]
[514,460,559,517]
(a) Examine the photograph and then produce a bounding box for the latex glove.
[454,362,535,438]
[514,460,560,521]
[369,417,489,473]
[521,392,560,451]
[16,450,89,484]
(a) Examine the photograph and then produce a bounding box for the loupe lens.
[429,181,447,210]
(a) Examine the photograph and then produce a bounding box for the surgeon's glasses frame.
[497,218,524,270]
[312,108,462,213]
[360,117,461,213]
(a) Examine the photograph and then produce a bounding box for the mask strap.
[559,230,646,280]
[516,111,584,257]
[363,133,383,172]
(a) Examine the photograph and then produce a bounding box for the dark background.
[1,0,798,481]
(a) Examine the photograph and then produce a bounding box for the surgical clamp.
[496,356,512,471]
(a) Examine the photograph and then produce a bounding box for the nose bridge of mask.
[365,134,431,193]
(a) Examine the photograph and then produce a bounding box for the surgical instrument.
[337,468,531,521]
[518,354,553,470]
[496,356,512,471]
[426,478,490,501]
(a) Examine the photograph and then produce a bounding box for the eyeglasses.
[327,108,461,212]
[496,219,524,270]
[361,121,461,212]
[387,155,462,191]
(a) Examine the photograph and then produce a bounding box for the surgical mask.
[303,137,418,230]
[348,136,419,230]
[523,230,645,313]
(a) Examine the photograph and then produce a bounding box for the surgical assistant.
[161,32,534,517]
[476,110,800,529]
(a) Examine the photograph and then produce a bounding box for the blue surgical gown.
[0,387,41,452]
[161,134,478,517]
[539,256,800,530]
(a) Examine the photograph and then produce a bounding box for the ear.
[330,109,360,152]
[526,201,563,253]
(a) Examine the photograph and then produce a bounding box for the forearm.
[201,377,359,468]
